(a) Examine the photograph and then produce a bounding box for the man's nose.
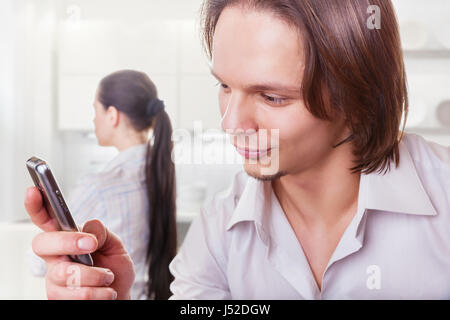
[221,93,257,135]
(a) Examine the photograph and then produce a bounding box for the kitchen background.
[0,0,449,299]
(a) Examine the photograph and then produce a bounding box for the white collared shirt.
[28,144,150,299]
[169,133,450,299]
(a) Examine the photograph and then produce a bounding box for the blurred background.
[0,0,449,299]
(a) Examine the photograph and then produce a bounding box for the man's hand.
[25,187,136,300]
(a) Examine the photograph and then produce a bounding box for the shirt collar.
[225,175,271,232]
[103,143,148,172]
[226,136,437,232]
[363,137,437,216]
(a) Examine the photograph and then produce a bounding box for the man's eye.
[216,82,229,90]
[263,94,286,105]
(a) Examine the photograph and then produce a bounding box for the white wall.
[0,0,64,222]
[0,0,17,222]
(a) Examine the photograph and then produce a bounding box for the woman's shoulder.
[78,159,146,188]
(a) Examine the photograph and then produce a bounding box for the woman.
[29,70,177,299]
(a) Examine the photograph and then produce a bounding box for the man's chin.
[243,164,286,181]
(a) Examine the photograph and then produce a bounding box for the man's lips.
[234,145,272,160]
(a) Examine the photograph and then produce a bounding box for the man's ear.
[106,106,120,128]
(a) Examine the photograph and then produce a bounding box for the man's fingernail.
[77,237,96,251]
[104,270,115,286]
[112,290,118,300]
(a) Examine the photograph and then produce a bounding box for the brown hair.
[201,0,408,174]
[98,70,177,299]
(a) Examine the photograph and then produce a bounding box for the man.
[25,0,449,299]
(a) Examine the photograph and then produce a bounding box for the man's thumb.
[82,219,127,255]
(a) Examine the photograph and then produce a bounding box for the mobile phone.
[26,156,94,266]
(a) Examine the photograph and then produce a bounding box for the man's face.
[211,6,349,180]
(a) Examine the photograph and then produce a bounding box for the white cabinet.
[0,223,46,299]
[176,21,222,131]
[115,21,179,74]
[58,21,119,75]
[58,74,97,130]
[179,74,222,130]
[57,17,222,131]
[179,20,210,74]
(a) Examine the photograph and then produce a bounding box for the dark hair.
[201,0,408,174]
[98,70,177,299]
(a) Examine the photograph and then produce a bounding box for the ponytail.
[145,109,177,300]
